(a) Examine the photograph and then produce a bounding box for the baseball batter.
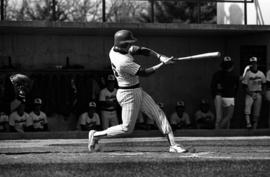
[242,57,266,129]
[88,30,189,153]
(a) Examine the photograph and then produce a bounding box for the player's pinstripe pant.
[105,88,172,136]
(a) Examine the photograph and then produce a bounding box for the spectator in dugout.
[266,69,270,128]
[0,111,9,132]
[77,101,101,131]
[211,56,239,129]
[99,74,119,130]
[194,99,215,129]
[27,98,48,131]
[9,99,31,132]
[170,100,191,131]
[242,57,266,129]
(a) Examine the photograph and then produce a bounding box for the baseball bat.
[173,52,221,61]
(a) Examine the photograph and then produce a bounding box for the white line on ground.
[0,136,269,148]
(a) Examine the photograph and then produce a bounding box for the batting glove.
[159,55,175,65]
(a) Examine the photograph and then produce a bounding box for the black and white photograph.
[0,0,270,176]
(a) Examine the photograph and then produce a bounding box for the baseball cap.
[88,101,96,108]
[34,98,42,105]
[223,56,232,62]
[249,57,257,63]
[221,56,233,69]
[176,100,185,107]
[107,74,115,81]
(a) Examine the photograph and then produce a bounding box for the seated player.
[99,74,119,130]
[78,101,101,131]
[170,100,191,131]
[28,98,48,131]
[0,111,9,132]
[195,99,215,129]
[9,99,31,133]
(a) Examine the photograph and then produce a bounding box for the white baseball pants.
[105,88,172,136]
[214,95,235,129]
[245,93,262,117]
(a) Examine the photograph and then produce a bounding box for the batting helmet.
[114,30,137,47]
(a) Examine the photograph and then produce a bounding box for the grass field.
[0,136,270,177]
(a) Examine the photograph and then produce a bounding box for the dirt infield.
[0,136,270,177]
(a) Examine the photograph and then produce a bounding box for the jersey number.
[111,63,119,77]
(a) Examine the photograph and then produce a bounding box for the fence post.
[52,0,56,21]
[1,0,4,21]
[102,0,106,22]
[151,0,154,22]
[244,0,247,25]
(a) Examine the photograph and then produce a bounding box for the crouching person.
[78,101,101,131]
[28,98,48,131]
[9,99,31,132]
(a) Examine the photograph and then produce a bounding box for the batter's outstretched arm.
[136,63,164,77]
[129,46,161,59]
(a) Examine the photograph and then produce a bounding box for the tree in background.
[105,0,149,22]
[3,0,216,24]
[6,0,67,21]
[152,1,216,23]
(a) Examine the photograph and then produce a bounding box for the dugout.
[0,21,270,129]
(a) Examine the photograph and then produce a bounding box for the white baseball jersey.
[242,70,266,91]
[109,47,140,87]
[99,88,117,110]
[170,112,190,126]
[104,46,172,137]
[9,111,29,132]
[28,111,48,129]
[0,114,8,131]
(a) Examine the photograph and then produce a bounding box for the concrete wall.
[0,22,269,129]
[0,34,112,70]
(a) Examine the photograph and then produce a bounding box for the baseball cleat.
[88,130,98,152]
[169,144,188,153]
